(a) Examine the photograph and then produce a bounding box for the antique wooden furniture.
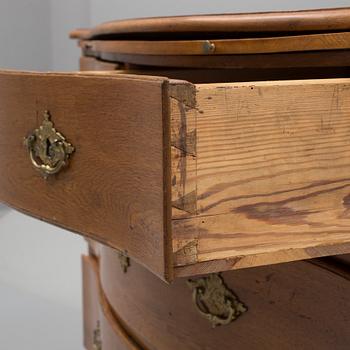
[2,7,350,349]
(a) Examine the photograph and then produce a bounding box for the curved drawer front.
[82,255,141,350]
[100,245,350,350]
[0,70,172,279]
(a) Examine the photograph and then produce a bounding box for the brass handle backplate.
[24,111,75,177]
[187,273,247,328]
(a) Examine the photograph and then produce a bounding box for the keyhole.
[45,139,52,158]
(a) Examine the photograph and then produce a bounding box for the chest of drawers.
[1,7,350,349]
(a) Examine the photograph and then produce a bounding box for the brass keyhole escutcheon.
[118,250,130,273]
[93,321,102,350]
[24,111,75,177]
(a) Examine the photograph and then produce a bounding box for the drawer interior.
[81,56,350,84]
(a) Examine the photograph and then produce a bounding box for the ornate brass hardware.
[187,273,247,328]
[203,40,216,54]
[24,111,75,177]
[93,321,102,350]
[118,250,130,273]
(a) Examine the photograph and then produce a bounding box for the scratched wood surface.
[172,78,350,274]
[99,244,350,350]
[80,32,350,57]
[0,70,171,280]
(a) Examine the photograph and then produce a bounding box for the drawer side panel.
[172,78,350,274]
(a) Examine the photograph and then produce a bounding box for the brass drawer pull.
[24,111,75,177]
[188,274,247,328]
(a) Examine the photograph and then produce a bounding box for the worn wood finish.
[81,32,350,57]
[74,8,350,40]
[85,49,350,69]
[100,245,350,350]
[172,78,350,273]
[82,255,141,350]
[174,242,350,277]
[79,57,350,83]
[0,70,171,280]
[3,74,350,278]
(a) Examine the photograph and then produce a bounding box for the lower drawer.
[82,255,141,350]
[99,245,350,350]
[332,253,350,265]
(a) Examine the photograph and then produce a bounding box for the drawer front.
[0,70,175,280]
[82,256,100,350]
[82,255,141,350]
[100,245,350,350]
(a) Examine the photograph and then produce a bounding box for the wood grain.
[100,244,350,350]
[3,71,350,278]
[172,78,350,272]
[85,49,350,69]
[82,255,142,350]
[169,82,197,218]
[75,8,350,40]
[0,70,171,280]
[81,32,350,57]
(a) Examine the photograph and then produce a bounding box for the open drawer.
[1,70,350,281]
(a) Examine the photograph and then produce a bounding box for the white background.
[0,1,349,349]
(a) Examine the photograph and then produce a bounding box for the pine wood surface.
[0,70,171,280]
[99,244,350,350]
[83,255,141,350]
[172,78,350,274]
[80,32,350,58]
[84,48,350,69]
[3,70,350,278]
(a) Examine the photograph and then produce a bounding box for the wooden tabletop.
[71,7,350,40]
